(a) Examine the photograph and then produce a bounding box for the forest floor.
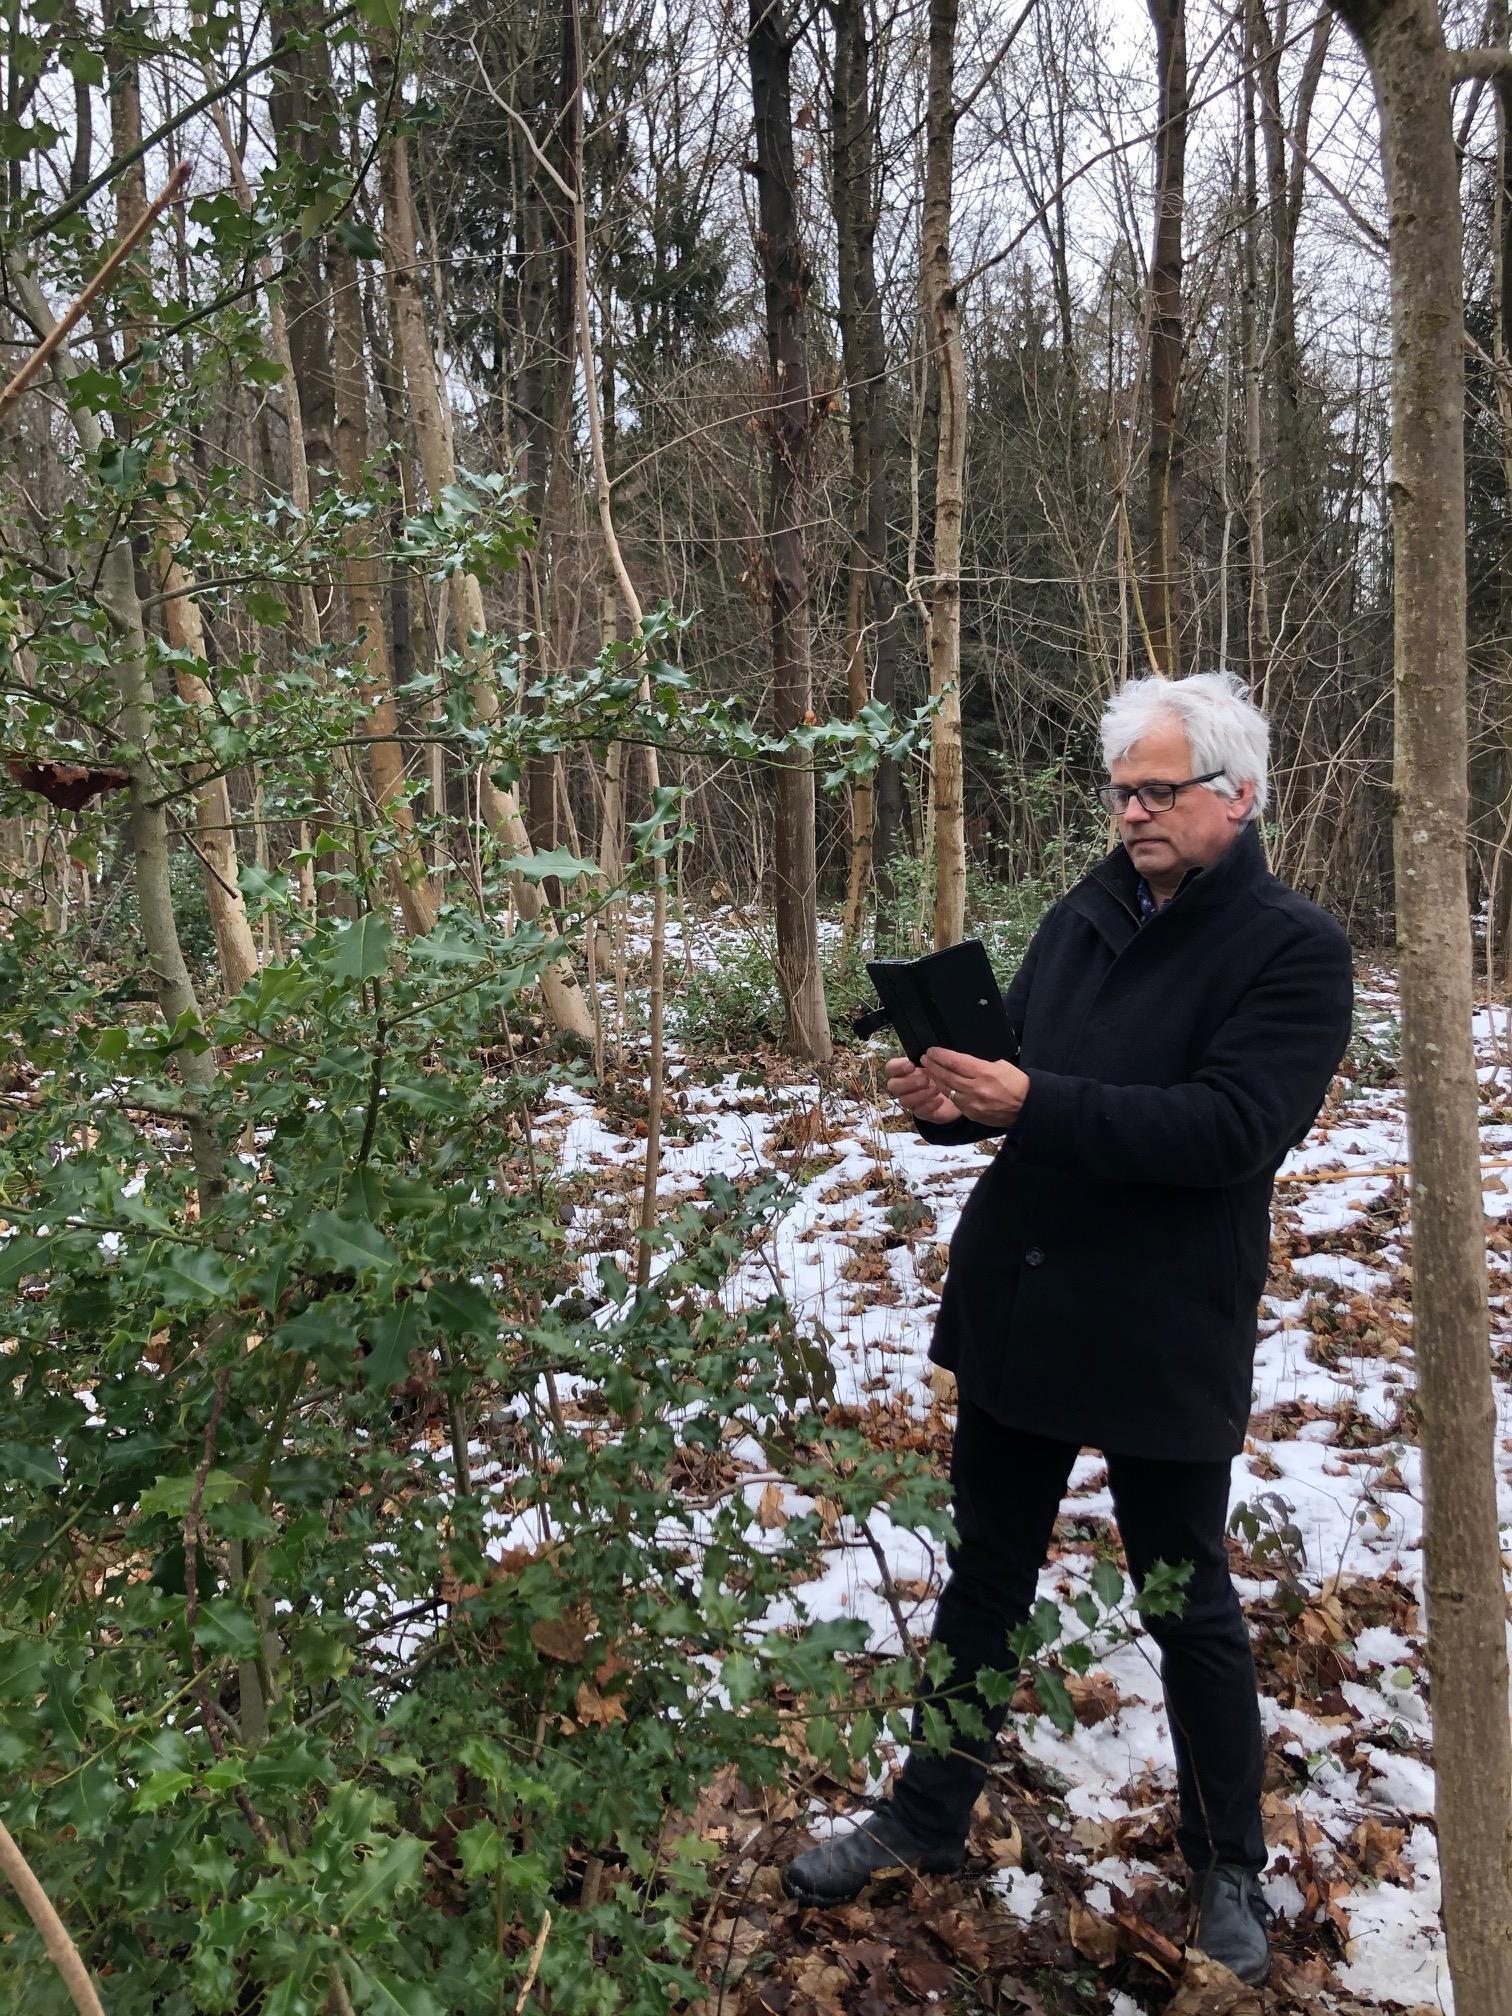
[526,925,1512,2016]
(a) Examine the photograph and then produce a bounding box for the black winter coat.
[921,823,1353,1460]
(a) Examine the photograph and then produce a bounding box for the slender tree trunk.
[746,0,832,1060]
[1240,0,1272,687]
[378,115,593,1042]
[330,244,438,936]
[13,266,224,1206]
[1323,5,1512,2009]
[106,15,258,998]
[1145,0,1187,674]
[831,0,902,938]
[269,6,337,482]
[921,0,967,949]
[1253,3,1330,566]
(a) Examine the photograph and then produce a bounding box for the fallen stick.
[0,1819,107,2016]
[0,158,191,425]
[1275,1154,1512,1187]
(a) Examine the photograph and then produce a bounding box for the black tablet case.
[860,938,1016,1065]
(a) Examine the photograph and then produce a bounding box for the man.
[783,672,1354,1986]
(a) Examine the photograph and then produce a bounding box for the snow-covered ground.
[523,948,1512,2012]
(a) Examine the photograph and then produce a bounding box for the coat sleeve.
[1008,920,1354,1186]
[912,908,1056,1147]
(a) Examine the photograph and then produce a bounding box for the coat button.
[1025,1246,1045,1267]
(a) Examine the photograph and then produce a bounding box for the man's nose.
[1122,793,1152,823]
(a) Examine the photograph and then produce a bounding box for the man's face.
[1108,719,1255,887]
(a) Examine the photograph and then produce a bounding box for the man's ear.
[1228,778,1256,824]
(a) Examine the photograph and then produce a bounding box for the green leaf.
[245,588,289,627]
[194,1599,263,1664]
[134,1768,194,1811]
[454,1820,503,1879]
[426,1278,496,1340]
[1033,1666,1076,1735]
[353,0,401,30]
[0,1234,47,1293]
[497,846,601,886]
[150,1245,231,1307]
[1090,1557,1124,1612]
[329,913,394,984]
[338,1834,427,1924]
[96,440,147,493]
[140,1467,240,1518]
[361,1297,423,1391]
[1030,1596,1062,1649]
[349,1967,443,2016]
[306,1212,398,1277]
[334,219,384,259]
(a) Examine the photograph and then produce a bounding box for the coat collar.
[1068,821,1267,944]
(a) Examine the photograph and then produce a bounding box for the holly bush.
[0,866,962,2012]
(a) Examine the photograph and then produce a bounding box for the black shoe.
[1192,1863,1272,1986]
[781,1809,964,1904]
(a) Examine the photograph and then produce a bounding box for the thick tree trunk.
[1324,4,1512,2008]
[1144,0,1187,674]
[921,0,967,950]
[378,117,593,1043]
[747,0,832,1061]
[330,245,438,937]
[831,0,902,938]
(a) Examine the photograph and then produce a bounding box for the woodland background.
[1,0,1511,2011]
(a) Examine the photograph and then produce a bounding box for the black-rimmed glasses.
[1096,769,1226,815]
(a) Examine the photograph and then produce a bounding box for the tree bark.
[1144,0,1187,674]
[921,0,967,949]
[831,0,902,938]
[746,0,832,1060]
[1324,3,1512,2008]
[268,5,337,482]
[106,11,258,999]
[330,243,438,936]
[11,264,225,1208]
[378,114,593,1042]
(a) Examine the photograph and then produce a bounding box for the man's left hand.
[920,1047,1030,1127]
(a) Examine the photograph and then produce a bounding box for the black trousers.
[890,1397,1266,1875]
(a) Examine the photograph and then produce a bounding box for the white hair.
[1098,670,1270,821]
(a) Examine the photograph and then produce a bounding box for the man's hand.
[885,1048,1030,1128]
[885,1055,959,1125]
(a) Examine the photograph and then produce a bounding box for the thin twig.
[0,161,191,424]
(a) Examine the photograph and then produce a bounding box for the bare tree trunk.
[1144,0,1186,674]
[1253,2,1330,566]
[921,0,967,949]
[330,244,438,936]
[1323,5,1512,2009]
[105,13,258,998]
[269,6,337,483]
[1240,0,1272,687]
[378,115,592,1042]
[831,0,902,938]
[747,0,832,1061]
[12,265,224,1207]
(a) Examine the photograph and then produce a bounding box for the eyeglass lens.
[1100,782,1176,812]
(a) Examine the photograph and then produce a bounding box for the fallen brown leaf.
[1165,1951,1264,2015]
[1068,1901,1120,1969]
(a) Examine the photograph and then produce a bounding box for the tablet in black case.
[864,938,1017,1065]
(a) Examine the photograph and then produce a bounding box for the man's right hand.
[885,1055,959,1125]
